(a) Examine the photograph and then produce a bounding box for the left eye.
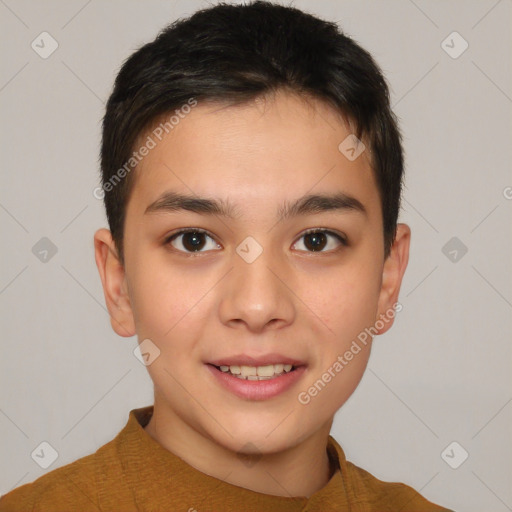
[292,230,346,253]
[166,229,220,253]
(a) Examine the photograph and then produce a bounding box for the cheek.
[127,255,207,340]
[302,259,382,342]
[298,346,371,420]
[294,256,381,413]
[296,273,376,416]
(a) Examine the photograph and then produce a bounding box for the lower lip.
[206,365,306,401]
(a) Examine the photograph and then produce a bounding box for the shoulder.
[0,435,129,512]
[343,459,453,511]
[0,451,101,511]
[328,436,453,512]
[0,407,155,511]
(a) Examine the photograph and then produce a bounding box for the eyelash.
[164,228,348,255]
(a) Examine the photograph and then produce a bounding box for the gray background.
[1,1,511,510]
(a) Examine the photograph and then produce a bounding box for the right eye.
[165,229,221,253]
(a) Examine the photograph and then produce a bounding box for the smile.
[206,357,306,400]
[215,363,294,380]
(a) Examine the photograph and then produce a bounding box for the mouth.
[206,356,306,400]
[211,363,296,381]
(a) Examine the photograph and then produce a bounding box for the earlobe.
[375,223,411,335]
[93,228,136,337]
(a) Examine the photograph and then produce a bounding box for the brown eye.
[166,229,220,253]
[304,232,327,251]
[293,230,346,253]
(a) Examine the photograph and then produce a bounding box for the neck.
[144,400,334,497]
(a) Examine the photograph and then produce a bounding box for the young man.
[0,1,452,510]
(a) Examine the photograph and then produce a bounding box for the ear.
[94,228,136,337]
[375,223,411,335]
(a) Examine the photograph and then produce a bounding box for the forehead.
[126,91,379,219]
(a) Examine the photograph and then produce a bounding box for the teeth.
[256,365,275,377]
[229,365,241,375]
[217,363,295,380]
[240,365,257,377]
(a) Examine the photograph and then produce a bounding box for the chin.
[202,411,315,456]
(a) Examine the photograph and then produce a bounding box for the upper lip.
[208,353,306,367]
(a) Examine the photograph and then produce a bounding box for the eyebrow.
[145,190,367,221]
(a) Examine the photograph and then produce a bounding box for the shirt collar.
[115,406,350,511]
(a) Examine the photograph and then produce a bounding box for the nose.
[218,246,296,333]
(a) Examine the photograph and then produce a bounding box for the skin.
[94,90,410,498]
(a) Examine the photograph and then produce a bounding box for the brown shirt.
[0,406,452,511]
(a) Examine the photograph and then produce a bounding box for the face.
[95,90,410,456]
